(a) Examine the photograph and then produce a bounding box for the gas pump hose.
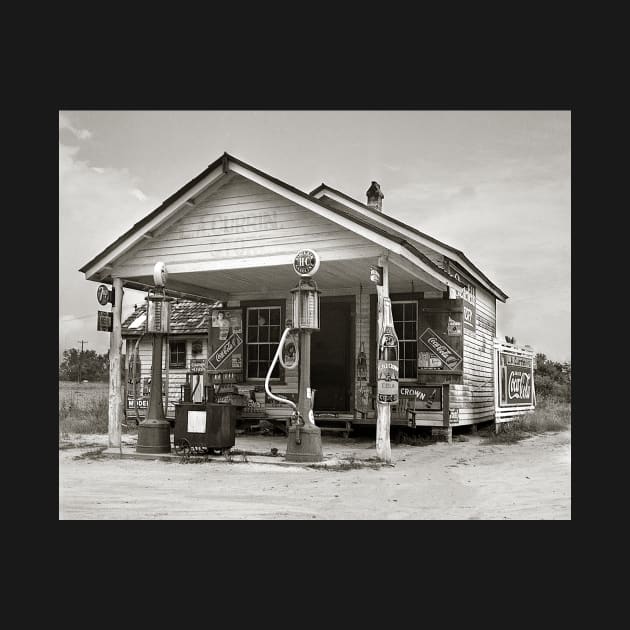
[265,326,303,443]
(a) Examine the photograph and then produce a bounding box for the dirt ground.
[59,430,571,520]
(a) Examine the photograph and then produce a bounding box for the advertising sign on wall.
[419,327,463,370]
[399,385,442,410]
[463,302,476,331]
[499,352,534,406]
[208,332,243,371]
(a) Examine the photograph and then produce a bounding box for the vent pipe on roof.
[366,181,384,212]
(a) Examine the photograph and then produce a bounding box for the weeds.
[59,395,109,435]
[481,399,571,444]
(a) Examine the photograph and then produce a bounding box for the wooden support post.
[108,277,124,449]
[376,255,392,463]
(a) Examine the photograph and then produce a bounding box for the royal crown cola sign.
[377,297,399,404]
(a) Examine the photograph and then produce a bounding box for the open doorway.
[310,296,354,412]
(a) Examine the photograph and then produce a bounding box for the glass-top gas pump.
[136,262,174,454]
[264,249,323,463]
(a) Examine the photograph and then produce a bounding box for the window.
[392,301,417,380]
[246,306,282,380]
[169,341,186,369]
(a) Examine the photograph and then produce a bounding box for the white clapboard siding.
[125,336,208,416]
[119,174,373,268]
[457,284,497,424]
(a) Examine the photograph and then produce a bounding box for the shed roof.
[121,300,211,337]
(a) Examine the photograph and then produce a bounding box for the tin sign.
[499,352,533,406]
[293,249,320,277]
[463,302,476,331]
[97,310,113,332]
[189,358,206,374]
[97,284,110,306]
[419,327,462,370]
[399,385,442,410]
[377,360,399,404]
[207,332,243,371]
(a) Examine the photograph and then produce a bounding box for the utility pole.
[77,340,88,383]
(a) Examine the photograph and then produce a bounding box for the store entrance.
[310,297,353,412]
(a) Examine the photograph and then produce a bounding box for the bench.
[314,415,353,438]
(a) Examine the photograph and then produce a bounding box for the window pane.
[404,302,417,321]
[247,362,258,378]
[392,302,403,321]
[406,360,417,379]
[248,326,258,342]
[259,345,269,361]
[259,360,270,375]
[408,342,417,359]
[248,345,258,361]
[394,321,404,338]
[270,343,279,360]
[259,327,269,342]
[270,325,280,342]
[248,309,258,325]
[270,308,280,325]
[257,310,268,327]
[404,322,416,341]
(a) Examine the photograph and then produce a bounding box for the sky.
[59,110,570,363]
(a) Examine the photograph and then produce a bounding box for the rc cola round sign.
[293,249,320,277]
[97,284,110,306]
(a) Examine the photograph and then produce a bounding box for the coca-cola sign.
[419,328,463,370]
[500,352,534,406]
[207,332,243,371]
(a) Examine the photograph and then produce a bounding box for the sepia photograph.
[59,110,571,520]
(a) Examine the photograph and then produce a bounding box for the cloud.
[385,149,570,361]
[59,139,157,360]
[59,113,93,140]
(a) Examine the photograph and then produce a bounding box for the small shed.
[81,152,512,442]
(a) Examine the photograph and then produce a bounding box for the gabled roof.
[310,182,508,301]
[79,152,507,301]
[121,300,210,337]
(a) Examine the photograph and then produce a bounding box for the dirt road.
[59,431,570,519]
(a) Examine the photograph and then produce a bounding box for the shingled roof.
[121,300,211,336]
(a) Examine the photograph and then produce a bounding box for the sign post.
[375,255,393,463]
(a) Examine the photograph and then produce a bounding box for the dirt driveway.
[59,430,570,519]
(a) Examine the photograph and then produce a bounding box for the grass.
[480,399,571,444]
[59,382,109,435]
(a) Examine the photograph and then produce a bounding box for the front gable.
[114,174,376,276]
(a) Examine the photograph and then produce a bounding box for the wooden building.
[81,152,510,442]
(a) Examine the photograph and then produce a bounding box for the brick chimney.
[366,181,384,212]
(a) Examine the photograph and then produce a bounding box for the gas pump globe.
[290,277,321,330]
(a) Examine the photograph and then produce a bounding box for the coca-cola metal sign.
[500,352,533,406]
[419,328,463,370]
[207,333,243,371]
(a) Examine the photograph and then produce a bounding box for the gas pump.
[136,262,174,454]
[268,249,324,462]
